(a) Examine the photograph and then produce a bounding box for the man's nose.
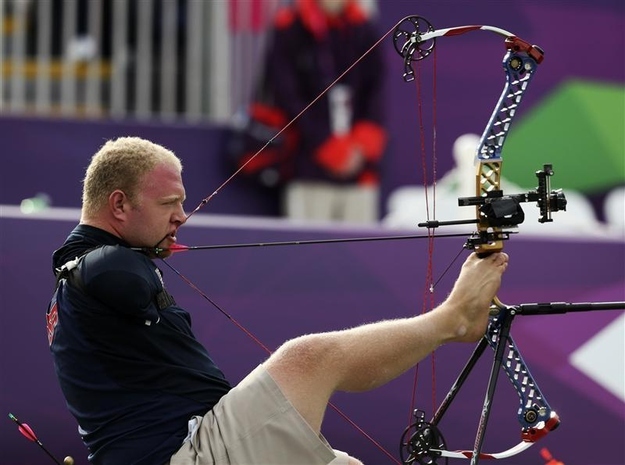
[174,205,187,226]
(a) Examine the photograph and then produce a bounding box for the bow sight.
[419,164,567,251]
[459,164,567,226]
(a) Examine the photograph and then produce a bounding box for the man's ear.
[109,190,128,219]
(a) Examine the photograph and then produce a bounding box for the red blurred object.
[229,0,276,32]
[540,447,565,465]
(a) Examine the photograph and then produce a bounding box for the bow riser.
[476,46,542,163]
[474,44,543,255]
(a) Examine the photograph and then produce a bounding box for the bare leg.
[264,252,509,433]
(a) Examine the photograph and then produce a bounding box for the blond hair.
[82,137,182,218]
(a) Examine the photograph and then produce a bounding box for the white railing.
[0,0,285,122]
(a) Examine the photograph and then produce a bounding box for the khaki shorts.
[169,364,350,465]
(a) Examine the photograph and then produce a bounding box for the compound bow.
[392,15,622,465]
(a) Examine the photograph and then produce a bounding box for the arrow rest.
[464,230,512,254]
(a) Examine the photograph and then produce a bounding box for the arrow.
[8,413,74,465]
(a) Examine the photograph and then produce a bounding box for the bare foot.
[440,252,509,342]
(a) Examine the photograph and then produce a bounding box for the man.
[48,137,509,465]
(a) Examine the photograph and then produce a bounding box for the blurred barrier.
[0,0,283,122]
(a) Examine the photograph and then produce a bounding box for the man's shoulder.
[89,243,151,266]
[79,246,154,284]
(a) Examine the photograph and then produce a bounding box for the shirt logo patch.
[46,299,59,346]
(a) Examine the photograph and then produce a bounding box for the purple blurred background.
[1,1,624,464]
[0,210,623,464]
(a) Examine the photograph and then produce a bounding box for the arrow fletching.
[9,413,39,442]
[18,422,39,442]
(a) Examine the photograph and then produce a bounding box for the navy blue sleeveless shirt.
[48,225,231,465]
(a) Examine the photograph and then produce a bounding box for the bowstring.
[408,41,439,427]
[429,41,439,416]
